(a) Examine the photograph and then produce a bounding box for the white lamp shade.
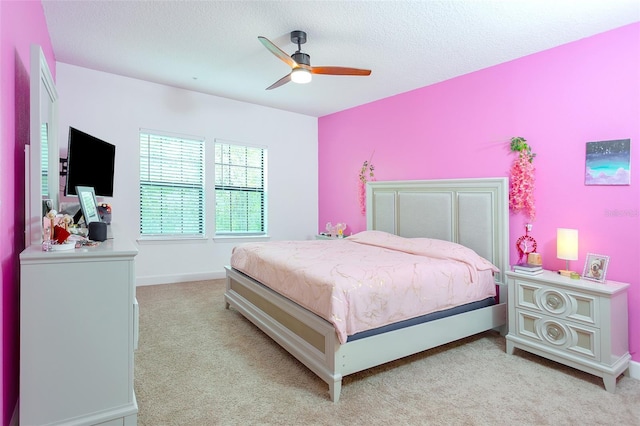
[557,228,578,261]
[291,67,312,84]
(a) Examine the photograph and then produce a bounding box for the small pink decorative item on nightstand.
[515,223,537,265]
[325,222,347,238]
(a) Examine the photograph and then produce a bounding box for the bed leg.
[329,379,342,403]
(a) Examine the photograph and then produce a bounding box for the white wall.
[55,63,318,285]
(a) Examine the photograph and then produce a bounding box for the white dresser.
[20,231,138,425]
[505,270,630,392]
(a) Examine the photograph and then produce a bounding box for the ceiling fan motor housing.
[291,51,311,66]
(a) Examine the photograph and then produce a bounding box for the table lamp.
[557,228,578,277]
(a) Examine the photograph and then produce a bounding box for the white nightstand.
[315,234,344,240]
[505,270,630,392]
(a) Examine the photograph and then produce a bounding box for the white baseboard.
[136,270,226,286]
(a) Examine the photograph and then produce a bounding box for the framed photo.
[582,253,609,282]
[76,185,101,225]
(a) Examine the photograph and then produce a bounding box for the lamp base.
[558,269,574,277]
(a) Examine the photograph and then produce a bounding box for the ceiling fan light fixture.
[259,31,370,90]
[291,67,312,84]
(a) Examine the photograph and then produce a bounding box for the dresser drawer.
[514,279,599,327]
[515,308,600,361]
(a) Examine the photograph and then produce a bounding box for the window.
[214,140,267,236]
[41,123,48,195]
[139,131,205,237]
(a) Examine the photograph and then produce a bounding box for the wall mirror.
[27,44,59,246]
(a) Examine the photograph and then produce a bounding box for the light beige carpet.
[134,280,640,425]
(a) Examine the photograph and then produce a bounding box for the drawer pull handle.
[546,324,563,341]
[546,294,562,310]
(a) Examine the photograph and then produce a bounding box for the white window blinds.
[214,141,267,235]
[41,123,49,196]
[139,131,205,237]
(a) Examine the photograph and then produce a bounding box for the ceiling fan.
[258,30,371,90]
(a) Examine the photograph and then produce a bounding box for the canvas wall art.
[585,139,631,185]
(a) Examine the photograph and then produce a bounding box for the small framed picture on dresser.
[582,253,609,282]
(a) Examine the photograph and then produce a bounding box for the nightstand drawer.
[514,279,598,327]
[515,309,600,361]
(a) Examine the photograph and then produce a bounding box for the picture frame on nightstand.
[582,253,609,282]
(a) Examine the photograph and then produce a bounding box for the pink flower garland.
[358,160,375,215]
[508,137,536,221]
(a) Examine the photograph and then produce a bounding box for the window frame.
[213,139,268,238]
[138,129,206,240]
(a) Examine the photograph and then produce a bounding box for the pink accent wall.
[0,1,55,423]
[319,24,640,361]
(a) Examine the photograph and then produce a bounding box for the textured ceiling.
[42,0,640,117]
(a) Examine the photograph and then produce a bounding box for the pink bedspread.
[230,230,499,344]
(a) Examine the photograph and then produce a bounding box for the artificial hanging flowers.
[509,136,536,221]
[358,153,375,215]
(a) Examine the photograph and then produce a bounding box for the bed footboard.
[225,266,507,402]
[224,266,344,401]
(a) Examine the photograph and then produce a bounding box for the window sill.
[137,236,208,244]
[213,235,270,243]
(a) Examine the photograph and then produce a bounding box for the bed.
[224,178,509,402]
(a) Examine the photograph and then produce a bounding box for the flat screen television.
[65,127,116,197]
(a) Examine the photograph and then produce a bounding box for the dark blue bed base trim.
[346,297,497,342]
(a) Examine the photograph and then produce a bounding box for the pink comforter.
[230,230,499,344]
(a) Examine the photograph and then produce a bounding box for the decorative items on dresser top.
[505,270,630,393]
[20,227,139,426]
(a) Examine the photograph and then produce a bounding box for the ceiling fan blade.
[311,66,371,76]
[258,36,297,68]
[266,73,292,90]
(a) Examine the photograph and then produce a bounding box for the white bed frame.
[224,178,509,402]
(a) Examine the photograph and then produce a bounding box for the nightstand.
[505,270,630,392]
[315,234,343,240]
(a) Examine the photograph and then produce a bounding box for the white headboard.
[366,178,509,285]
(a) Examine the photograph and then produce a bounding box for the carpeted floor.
[134,279,640,425]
